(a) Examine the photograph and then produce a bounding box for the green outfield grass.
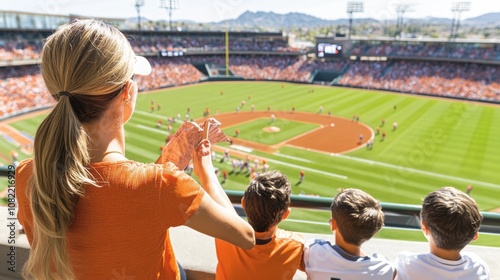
[2,81,499,245]
[222,118,318,145]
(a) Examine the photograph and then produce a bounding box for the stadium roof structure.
[0,10,127,31]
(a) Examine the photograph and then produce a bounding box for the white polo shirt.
[304,239,395,280]
[395,251,490,280]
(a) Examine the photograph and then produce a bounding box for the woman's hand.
[185,121,255,250]
[192,139,215,185]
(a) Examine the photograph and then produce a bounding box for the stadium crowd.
[0,33,296,61]
[128,34,297,53]
[0,58,203,118]
[5,32,500,62]
[1,35,499,118]
[351,42,500,61]
[338,60,499,101]
[0,66,54,118]
[135,57,204,91]
[229,55,311,81]
[0,40,43,61]
[2,55,499,118]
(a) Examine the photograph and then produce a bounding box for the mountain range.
[208,10,500,28]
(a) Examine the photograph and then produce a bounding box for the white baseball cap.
[134,56,152,76]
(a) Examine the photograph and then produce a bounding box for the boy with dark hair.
[215,170,304,280]
[304,188,395,280]
[395,187,490,280]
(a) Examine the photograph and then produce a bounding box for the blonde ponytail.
[26,96,93,279]
[24,19,135,279]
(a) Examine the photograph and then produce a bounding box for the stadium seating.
[1,32,499,119]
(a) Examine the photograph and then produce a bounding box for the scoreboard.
[317,43,343,58]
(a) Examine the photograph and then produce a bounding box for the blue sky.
[1,0,498,22]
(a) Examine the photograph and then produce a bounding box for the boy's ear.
[240,197,245,210]
[282,208,291,221]
[421,220,430,236]
[472,232,479,241]
[330,218,337,232]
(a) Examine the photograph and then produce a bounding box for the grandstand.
[1,13,499,120]
[1,10,500,279]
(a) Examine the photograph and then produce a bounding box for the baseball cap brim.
[134,56,152,76]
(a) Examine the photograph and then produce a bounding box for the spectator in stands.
[395,187,490,280]
[216,170,305,280]
[15,19,253,280]
[303,188,395,280]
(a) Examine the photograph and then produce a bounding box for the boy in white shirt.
[395,187,490,280]
[304,188,395,280]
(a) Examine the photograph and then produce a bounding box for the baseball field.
[1,81,499,245]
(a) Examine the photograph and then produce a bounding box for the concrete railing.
[226,190,500,234]
[1,206,500,280]
[3,167,499,233]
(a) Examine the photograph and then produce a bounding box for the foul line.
[266,158,348,180]
[134,110,183,123]
[230,145,253,153]
[274,153,312,163]
[333,153,500,189]
[136,124,167,134]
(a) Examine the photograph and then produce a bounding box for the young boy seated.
[215,170,304,280]
[395,187,490,280]
[304,188,395,280]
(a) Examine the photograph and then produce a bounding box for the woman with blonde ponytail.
[16,19,254,280]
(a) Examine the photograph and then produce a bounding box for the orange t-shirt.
[16,159,204,280]
[215,228,305,280]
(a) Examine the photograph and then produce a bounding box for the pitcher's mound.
[263,126,280,132]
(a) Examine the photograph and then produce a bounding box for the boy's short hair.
[243,170,291,232]
[421,186,482,250]
[331,188,384,246]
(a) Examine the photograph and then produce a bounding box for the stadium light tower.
[346,2,364,39]
[395,4,413,38]
[132,0,145,30]
[450,2,471,40]
[159,0,179,31]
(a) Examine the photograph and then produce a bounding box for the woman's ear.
[240,197,245,210]
[120,80,137,124]
[121,80,133,102]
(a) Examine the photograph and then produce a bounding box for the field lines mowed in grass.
[2,82,500,213]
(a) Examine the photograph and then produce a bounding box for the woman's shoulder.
[16,158,33,173]
[15,159,34,205]
[15,158,34,189]
[90,160,182,174]
[89,160,193,185]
